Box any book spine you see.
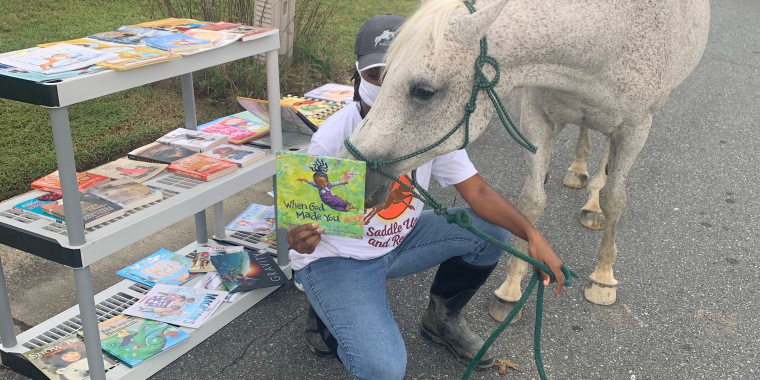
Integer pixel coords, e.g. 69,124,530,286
128,154,164,165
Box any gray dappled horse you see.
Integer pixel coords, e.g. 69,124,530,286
339,0,710,320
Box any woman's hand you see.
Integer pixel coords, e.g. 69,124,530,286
526,229,565,297
286,223,323,254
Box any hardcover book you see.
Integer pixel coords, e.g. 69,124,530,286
210,251,288,293
86,178,163,210
199,112,270,144
156,127,229,152
276,151,366,239
0,43,118,75
132,18,209,31
226,203,276,233
128,142,196,164
167,153,238,181
237,96,318,134
123,284,227,329
87,158,167,182
22,333,117,380
88,25,173,45
142,33,213,53
13,197,65,223
0,62,106,82
116,248,194,287
189,245,245,273
304,82,355,104
260,230,277,245
193,272,242,302
197,21,277,41
180,29,242,53
31,170,110,192
41,192,125,229
198,143,265,167
38,38,128,50
280,96,344,120
89,315,190,368
95,45,181,70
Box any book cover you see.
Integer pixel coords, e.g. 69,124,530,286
180,29,242,53
196,21,242,31
38,38,128,50
197,22,276,41
193,272,242,302
88,25,173,45
0,62,107,82
0,43,118,75
210,251,288,293
276,151,366,239
94,45,181,70
123,284,227,329
199,112,270,144
91,315,189,368
198,123,264,145
86,178,163,210
167,153,238,181
127,142,196,164
156,127,229,152
280,96,344,120
260,230,277,245
143,33,213,53
22,333,117,380
87,158,167,182
13,197,65,223
132,18,209,31
189,245,245,273
226,203,276,233
41,192,125,229
116,248,194,287
304,83,355,104
31,170,110,192
197,143,266,167
237,96,318,135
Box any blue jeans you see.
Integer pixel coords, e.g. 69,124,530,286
294,207,509,380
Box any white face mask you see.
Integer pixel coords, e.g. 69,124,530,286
356,61,383,107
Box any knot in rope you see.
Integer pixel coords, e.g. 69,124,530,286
446,208,473,228
474,55,500,91
464,102,477,114
368,160,383,172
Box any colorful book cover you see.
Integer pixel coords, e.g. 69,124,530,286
31,170,110,192
87,158,167,182
86,178,163,210
41,192,125,229
304,83,355,104
197,22,277,41
13,197,65,223
167,153,238,181
193,272,242,302
123,284,227,329
199,112,270,144
91,315,189,368
0,43,118,75
22,333,117,380
276,151,365,239
116,248,194,287
132,18,209,31
210,251,288,293
260,230,277,245
95,45,181,70
280,96,343,119
198,123,264,145
180,29,242,53
237,96,318,135
198,143,265,167
88,25,173,45
189,245,245,273
156,127,229,152
0,62,106,82
127,142,196,164
38,38,128,50
226,203,276,233
143,33,213,53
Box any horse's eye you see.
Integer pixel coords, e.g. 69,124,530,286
410,86,435,101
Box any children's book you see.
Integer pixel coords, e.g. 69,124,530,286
0,62,107,82
143,33,213,53
86,178,163,210
210,251,288,293
87,158,167,182
22,333,118,380
156,127,229,152
41,192,125,229
260,230,277,245
31,170,110,192
189,245,245,273
123,284,227,329
179,29,242,53
237,96,318,134
87,315,189,368
94,45,181,70
116,248,194,287
167,153,238,181
199,111,270,144
0,43,118,75
276,151,366,239
38,38,128,50
195,143,265,167
127,142,196,164
197,21,277,41
280,96,344,120
88,25,174,45
13,197,65,223
193,272,242,302
304,83,355,104
226,203,276,233
132,18,209,31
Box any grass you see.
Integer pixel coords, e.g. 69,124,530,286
0,0,420,201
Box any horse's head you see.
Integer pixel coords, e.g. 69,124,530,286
339,0,510,207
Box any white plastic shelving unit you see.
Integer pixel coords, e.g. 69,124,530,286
0,31,294,380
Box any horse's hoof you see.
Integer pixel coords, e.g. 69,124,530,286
563,170,588,189
489,295,522,323
579,209,605,230
584,279,617,305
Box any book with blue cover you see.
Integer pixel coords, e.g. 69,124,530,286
143,33,213,53
123,284,227,328
225,203,275,233
116,248,193,287
88,25,173,45
13,197,65,223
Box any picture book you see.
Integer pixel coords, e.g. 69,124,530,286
199,111,270,144
210,251,288,293
13,197,64,223
94,45,182,70
180,29,242,53
0,62,107,82
260,230,277,245
304,83,355,104
143,33,213,53
0,43,119,75
22,333,117,380
132,18,209,31
86,178,163,210
189,245,245,273
31,170,110,192
123,284,227,329
116,248,194,287
197,22,277,41
127,142,196,164
198,144,265,167
193,272,242,302
87,158,167,182
237,96,318,134
167,153,238,181
89,315,189,368
280,96,344,120
156,127,229,152
276,151,366,239
41,192,125,229
88,25,173,45
38,38,128,50
226,203,276,233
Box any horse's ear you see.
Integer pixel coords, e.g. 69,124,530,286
449,0,509,43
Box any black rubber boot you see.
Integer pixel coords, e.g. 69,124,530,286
420,256,498,370
305,299,337,358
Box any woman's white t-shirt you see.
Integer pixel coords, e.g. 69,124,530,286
289,103,477,271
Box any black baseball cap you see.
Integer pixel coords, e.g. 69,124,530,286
354,14,406,71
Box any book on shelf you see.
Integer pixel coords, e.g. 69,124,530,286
0,62,107,82
0,43,118,75
167,153,238,181
260,229,277,245
38,37,129,50
13,197,65,223
127,142,196,164
237,96,318,134
22,333,118,380
156,127,229,152
123,284,227,329
179,29,242,53
142,33,213,53
210,250,288,293
226,203,276,233
132,18,209,31
41,192,125,229
197,21,278,41
304,82,355,104
31,170,110,192
276,151,366,239
280,96,344,121
88,25,173,45
116,248,194,287
193,272,242,302
85,314,190,368
94,45,182,70
199,111,270,144
198,143,265,167
86,178,163,210
87,158,167,182
189,245,245,273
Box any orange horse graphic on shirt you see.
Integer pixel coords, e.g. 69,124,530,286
364,175,416,224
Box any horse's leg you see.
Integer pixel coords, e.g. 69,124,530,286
490,96,563,322
579,139,610,230
563,126,591,189
585,118,651,305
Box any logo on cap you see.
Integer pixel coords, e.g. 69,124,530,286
374,30,397,47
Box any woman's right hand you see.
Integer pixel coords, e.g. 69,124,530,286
286,223,323,254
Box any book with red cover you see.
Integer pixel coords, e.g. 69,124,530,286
167,153,238,181
197,21,277,41
31,170,109,192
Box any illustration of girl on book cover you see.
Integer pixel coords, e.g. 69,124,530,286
298,158,360,212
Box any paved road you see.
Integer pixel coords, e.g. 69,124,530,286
2,1,758,379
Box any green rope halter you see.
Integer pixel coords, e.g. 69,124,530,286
344,2,578,379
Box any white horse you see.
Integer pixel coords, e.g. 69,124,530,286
339,0,710,320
